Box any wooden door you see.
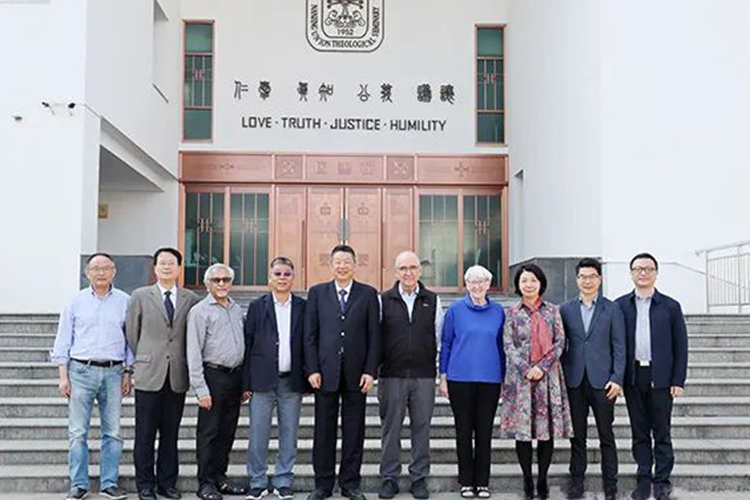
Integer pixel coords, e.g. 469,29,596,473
345,187,382,290
274,186,306,290
306,187,345,287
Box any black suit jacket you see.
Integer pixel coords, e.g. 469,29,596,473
616,289,689,389
304,280,380,392
243,293,308,393
560,296,626,389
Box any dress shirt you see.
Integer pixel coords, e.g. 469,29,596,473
335,281,353,303
579,294,598,333
51,287,134,366
157,283,177,308
186,295,245,398
274,293,293,373
635,290,654,362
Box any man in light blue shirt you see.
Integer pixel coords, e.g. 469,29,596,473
51,252,133,500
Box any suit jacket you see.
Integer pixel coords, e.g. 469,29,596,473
560,295,626,389
616,289,689,389
303,280,380,392
126,284,201,393
243,293,308,393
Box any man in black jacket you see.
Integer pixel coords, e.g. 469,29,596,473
616,253,688,500
304,245,380,500
243,257,307,500
377,251,443,500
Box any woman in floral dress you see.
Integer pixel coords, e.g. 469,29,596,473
498,264,573,500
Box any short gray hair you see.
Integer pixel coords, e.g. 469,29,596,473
464,265,493,283
204,263,235,284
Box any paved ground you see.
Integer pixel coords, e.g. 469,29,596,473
0,490,745,500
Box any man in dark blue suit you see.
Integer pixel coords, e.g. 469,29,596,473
304,245,380,500
560,258,625,500
616,253,688,500
243,257,307,500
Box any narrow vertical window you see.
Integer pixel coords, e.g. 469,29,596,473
477,27,504,144
184,22,213,140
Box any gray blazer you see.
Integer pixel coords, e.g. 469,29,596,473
126,284,201,393
560,295,626,390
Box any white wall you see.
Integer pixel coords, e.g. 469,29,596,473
180,0,507,154
599,0,750,311
506,0,603,262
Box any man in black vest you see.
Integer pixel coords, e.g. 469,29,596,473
304,245,380,500
378,251,443,500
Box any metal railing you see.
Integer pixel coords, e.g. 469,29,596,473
696,240,750,313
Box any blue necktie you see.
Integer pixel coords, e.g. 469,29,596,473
338,289,347,312
164,290,175,326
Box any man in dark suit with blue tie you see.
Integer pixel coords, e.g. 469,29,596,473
304,245,380,500
616,253,688,500
561,258,625,500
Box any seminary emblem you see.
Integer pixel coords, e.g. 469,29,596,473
306,0,385,53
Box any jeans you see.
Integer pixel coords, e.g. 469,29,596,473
247,377,303,489
68,360,124,490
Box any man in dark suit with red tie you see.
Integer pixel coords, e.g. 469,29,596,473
304,245,380,500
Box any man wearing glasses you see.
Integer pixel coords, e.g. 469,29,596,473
243,257,307,500
377,251,443,500
51,253,133,500
616,253,688,500
187,263,247,500
560,258,625,500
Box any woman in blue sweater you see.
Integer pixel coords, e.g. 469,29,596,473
439,265,506,499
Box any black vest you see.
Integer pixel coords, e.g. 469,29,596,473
379,282,438,378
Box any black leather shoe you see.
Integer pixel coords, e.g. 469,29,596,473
654,483,672,500
138,489,157,500
630,481,651,500
157,486,182,499
378,480,399,499
522,478,534,500
341,489,366,500
219,480,249,496
198,484,223,500
305,490,331,500
409,479,429,500
565,478,584,499
537,479,549,500
604,486,618,500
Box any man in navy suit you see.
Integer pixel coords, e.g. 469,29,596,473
243,257,307,500
304,245,380,500
560,258,625,500
616,253,688,500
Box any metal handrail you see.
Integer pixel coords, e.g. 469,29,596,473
695,240,750,313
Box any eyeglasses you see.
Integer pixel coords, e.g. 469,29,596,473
576,274,600,282
88,266,114,273
209,277,232,284
396,265,420,273
466,279,489,286
272,271,293,278
631,267,656,275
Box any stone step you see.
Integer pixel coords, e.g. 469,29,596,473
0,321,58,334
1,415,748,440
0,348,50,362
1,437,748,466
0,334,56,348
687,334,750,347
1,395,749,419
0,463,747,494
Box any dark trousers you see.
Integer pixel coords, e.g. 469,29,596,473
447,381,502,487
197,367,243,488
134,378,186,492
312,367,367,493
624,364,674,490
568,373,618,489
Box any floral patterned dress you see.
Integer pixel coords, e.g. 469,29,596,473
498,300,573,441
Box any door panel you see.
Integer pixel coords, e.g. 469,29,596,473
184,190,225,287
274,186,306,289
346,187,382,290
228,191,269,286
307,187,344,287
382,188,414,288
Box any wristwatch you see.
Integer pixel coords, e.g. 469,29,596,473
124,367,134,375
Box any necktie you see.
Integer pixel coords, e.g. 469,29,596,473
338,289,347,312
164,290,175,326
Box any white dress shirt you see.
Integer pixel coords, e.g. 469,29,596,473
274,293,293,373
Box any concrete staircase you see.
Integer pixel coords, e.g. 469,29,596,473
1,313,749,494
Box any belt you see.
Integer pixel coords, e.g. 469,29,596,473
636,360,650,367
72,358,123,368
203,362,242,373
278,371,291,378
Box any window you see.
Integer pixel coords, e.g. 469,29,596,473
183,22,213,140
476,27,504,144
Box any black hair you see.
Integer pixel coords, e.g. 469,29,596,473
153,247,183,266
629,252,658,271
576,257,602,276
86,252,115,265
331,244,356,261
270,256,295,270
513,263,548,297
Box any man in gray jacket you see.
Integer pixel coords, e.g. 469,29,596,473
126,248,201,500
560,258,625,500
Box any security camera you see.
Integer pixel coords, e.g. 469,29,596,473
41,101,50,108
68,102,76,109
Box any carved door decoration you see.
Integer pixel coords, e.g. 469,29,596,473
274,187,306,289
345,188,382,289
307,187,345,287
382,188,414,287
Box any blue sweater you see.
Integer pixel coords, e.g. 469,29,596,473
439,296,506,383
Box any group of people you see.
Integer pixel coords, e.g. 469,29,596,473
52,245,688,500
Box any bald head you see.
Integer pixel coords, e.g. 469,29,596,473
394,251,422,293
